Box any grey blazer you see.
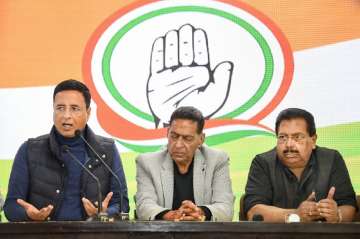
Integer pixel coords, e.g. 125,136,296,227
135,145,234,221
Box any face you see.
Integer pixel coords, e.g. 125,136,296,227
167,119,205,167
53,90,90,138
276,118,317,170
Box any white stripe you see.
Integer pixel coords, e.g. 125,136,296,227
261,38,360,128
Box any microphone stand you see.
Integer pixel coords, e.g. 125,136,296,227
76,130,129,220
63,146,105,221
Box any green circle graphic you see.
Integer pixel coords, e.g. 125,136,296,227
102,5,274,122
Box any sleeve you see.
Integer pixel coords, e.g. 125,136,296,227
154,209,171,220
135,155,170,220
202,152,234,221
329,151,357,209
3,142,30,221
244,155,273,214
199,206,212,221
106,144,129,216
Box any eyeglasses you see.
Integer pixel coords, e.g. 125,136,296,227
277,134,307,144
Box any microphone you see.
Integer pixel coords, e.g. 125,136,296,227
252,214,264,221
75,130,129,220
62,145,104,220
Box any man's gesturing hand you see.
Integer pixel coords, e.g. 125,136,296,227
147,24,233,127
82,192,113,217
296,191,321,222
317,187,339,222
17,199,53,221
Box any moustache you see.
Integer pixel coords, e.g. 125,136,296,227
283,149,299,154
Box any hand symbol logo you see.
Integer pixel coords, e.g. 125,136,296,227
147,24,233,127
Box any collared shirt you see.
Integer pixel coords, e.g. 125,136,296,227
276,154,316,208
244,147,357,214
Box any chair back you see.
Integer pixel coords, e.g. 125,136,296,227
239,194,247,221
353,195,360,221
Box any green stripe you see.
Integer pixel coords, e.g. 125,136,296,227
116,129,273,152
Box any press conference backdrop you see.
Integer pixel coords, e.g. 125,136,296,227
1,0,359,221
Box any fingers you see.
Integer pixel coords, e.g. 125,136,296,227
306,191,316,201
327,186,336,199
103,192,113,205
39,205,54,218
317,195,338,222
150,37,164,74
152,24,209,74
165,30,179,68
163,210,183,221
179,24,194,66
82,197,97,217
317,206,337,222
193,28,209,65
179,200,204,221
101,192,113,211
17,199,32,210
181,200,196,208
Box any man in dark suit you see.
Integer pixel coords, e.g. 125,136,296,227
244,108,357,222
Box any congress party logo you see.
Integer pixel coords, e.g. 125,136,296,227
83,0,294,152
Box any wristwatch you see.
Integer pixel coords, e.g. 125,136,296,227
285,213,300,223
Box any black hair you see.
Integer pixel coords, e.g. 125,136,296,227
275,108,316,136
169,106,205,134
53,79,91,109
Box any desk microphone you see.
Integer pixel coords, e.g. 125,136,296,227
252,214,264,221
62,145,104,220
75,130,129,220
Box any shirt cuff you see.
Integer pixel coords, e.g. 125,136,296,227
155,209,171,220
199,206,212,221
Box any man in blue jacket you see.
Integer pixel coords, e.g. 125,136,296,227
4,79,129,221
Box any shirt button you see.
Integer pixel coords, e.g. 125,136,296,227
56,189,60,194
47,217,51,221
102,154,106,159
61,164,65,168
88,165,92,169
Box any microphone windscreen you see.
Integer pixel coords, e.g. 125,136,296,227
252,214,264,221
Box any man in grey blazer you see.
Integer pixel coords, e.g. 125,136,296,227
136,106,234,221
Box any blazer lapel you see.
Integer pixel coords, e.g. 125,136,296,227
193,148,206,205
161,153,174,209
